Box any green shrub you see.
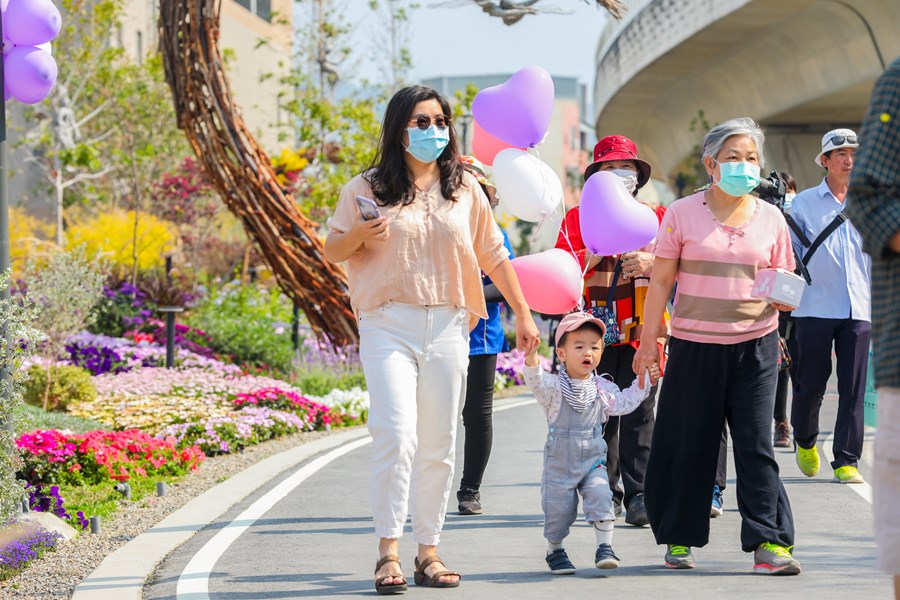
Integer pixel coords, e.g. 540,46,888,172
293,369,367,397
23,366,97,412
185,283,295,373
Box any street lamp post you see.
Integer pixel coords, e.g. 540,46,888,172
158,306,184,369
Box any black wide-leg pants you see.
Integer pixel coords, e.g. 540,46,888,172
645,332,795,552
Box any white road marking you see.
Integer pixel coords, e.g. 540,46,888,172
176,436,373,599
175,395,536,599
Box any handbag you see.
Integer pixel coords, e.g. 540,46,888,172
589,260,624,346
777,335,792,371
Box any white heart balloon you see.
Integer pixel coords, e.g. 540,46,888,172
492,148,562,223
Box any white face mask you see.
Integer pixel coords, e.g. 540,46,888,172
783,192,796,211
610,168,639,194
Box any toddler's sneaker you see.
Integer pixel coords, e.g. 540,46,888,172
710,485,724,518
594,543,620,569
545,548,576,575
664,545,695,569
753,542,801,575
833,465,865,484
796,444,820,477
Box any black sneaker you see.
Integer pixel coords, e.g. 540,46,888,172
546,548,576,575
613,499,623,518
594,543,620,569
457,487,482,515
624,493,649,527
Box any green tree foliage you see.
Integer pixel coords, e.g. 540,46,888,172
25,248,105,410
20,0,190,257
672,109,712,197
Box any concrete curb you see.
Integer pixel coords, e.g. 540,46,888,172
71,428,371,600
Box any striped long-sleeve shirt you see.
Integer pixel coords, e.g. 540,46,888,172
654,192,795,345
846,57,900,388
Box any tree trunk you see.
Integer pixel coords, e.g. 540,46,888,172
158,0,358,347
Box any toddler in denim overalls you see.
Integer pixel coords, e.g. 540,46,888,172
524,312,655,574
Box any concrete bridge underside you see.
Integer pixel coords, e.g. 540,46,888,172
593,0,900,191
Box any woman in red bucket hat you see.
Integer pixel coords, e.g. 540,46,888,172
554,135,667,528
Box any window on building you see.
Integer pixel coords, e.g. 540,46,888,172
136,31,143,64
233,0,272,22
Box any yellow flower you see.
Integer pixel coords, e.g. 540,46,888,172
66,210,178,272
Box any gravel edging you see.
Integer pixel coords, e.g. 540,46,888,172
0,428,350,600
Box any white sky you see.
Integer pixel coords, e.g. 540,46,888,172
309,0,612,95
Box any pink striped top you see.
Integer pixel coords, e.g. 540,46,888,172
654,192,795,345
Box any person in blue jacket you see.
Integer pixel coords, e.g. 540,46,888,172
457,155,514,515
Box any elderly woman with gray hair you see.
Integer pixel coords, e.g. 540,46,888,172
632,118,801,575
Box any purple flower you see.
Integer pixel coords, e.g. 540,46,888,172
0,521,64,578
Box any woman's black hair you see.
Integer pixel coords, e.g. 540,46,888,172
778,171,797,194
364,85,466,206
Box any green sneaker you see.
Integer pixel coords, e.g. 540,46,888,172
753,542,801,575
833,465,865,484
795,444,819,477
664,545,695,569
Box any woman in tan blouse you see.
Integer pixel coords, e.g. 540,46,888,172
325,85,540,594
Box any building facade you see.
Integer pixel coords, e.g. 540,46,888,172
592,0,900,194
119,0,293,151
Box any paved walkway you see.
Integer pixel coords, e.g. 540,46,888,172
137,390,886,600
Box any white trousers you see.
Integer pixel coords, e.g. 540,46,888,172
359,302,469,545
875,387,900,574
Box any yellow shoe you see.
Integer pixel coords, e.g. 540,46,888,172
795,445,819,477
833,465,865,484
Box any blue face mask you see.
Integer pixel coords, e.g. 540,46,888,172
406,125,450,163
714,160,761,197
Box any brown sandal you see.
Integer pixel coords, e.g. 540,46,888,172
413,555,461,588
375,554,408,595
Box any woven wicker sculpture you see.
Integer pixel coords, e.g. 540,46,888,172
158,0,358,347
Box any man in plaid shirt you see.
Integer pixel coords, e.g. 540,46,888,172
846,56,900,599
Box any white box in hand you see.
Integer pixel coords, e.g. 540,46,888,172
751,268,806,308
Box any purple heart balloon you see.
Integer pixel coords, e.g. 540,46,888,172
5,46,57,104
579,171,659,256
472,66,554,148
6,0,62,46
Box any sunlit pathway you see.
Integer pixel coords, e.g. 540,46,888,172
145,388,887,599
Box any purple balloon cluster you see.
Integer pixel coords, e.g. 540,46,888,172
2,0,61,104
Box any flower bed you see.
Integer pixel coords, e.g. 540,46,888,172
0,521,63,580
17,429,205,485
68,393,236,432
157,407,311,455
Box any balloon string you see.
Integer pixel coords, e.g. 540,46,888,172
554,201,589,312
529,212,557,247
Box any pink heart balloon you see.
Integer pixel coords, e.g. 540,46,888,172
5,46,57,104
579,171,659,256
511,248,583,315
6,0,62,46
472,120,523,167
472,66,554,149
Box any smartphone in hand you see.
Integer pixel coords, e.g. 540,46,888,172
356,195,381,221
